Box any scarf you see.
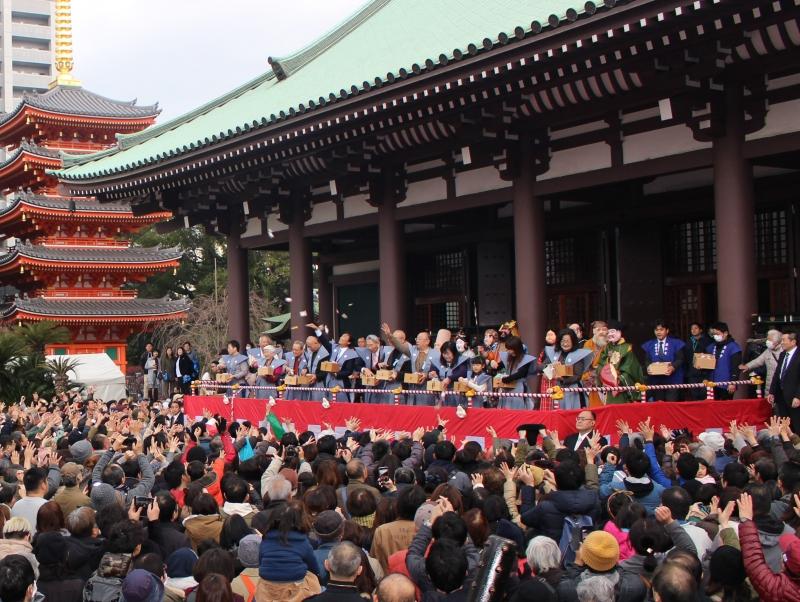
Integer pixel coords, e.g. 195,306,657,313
622,475,654,498
352,512,375,528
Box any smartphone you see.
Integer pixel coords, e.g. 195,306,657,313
134,496,154,509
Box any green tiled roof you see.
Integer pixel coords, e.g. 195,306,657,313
56,0,608,182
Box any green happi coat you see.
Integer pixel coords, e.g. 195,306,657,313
596,339,645,404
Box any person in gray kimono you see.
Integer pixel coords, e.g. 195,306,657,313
539,328,593,410
497,336,537,410
303,335,330,401
311,325,364,402
223,340,250,397
381,323,436,406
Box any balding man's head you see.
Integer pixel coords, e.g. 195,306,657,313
346,459,367,481
653,562,697,602
375,573,416,602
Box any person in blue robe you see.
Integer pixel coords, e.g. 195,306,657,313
222,340,249,397
429,341,470,407
303,335,330,401
497,336,536,410
704,321,742,400
460,355,493,407
283,340,308,401
381,323,436,406
313,326,364,402
254,345,287,391
641,321,686,401
540,329,593,410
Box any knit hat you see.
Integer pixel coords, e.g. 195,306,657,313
313,510,344,541
91,482,121,509
279,468,298,491
166,548,198,578
579,531,620,572
698,431,725,453
121,569,165,602
61,462,83,481
69,439,94,464
414,502,436,530
781,534,800,576
237,534,261,568
33,531,68,565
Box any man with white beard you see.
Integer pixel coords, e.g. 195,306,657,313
581,320,609,408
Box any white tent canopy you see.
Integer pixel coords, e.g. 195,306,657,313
45,353,127,401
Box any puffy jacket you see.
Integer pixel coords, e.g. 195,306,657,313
259,529,319,583
740,519,800,602
603,521,635,561
521,488,601,541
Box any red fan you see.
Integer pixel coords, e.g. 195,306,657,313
599,364,618,387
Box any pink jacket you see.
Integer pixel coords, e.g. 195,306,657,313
604,521,635,561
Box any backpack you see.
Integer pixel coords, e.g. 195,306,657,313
559,514,594,566
83,573,124,602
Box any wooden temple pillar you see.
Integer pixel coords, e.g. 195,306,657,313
512,139,547,349
317,262,334,331
226,227,251,345
284,196,314,335
712,84,757,346
376,168,406,329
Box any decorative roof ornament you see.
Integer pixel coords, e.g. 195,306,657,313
51,0,82,89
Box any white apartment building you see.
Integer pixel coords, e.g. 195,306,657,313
0,0,53,114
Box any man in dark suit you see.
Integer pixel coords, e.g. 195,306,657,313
563,410,609,451
167,399,185,428
769,330,800,432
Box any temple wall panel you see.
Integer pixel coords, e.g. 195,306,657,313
455,166,508,196
623,125,709,163
265,212,288,233
243,217,262,237
402,178,447,207
307,200,337,225
541,142,612,180
343,193,377,218
746,99,800,141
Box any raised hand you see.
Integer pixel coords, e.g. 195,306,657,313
412,427,425,443
486,426,498,439
659,424,672,440
738,492,754,521
437,415,449,429
616,419,631,436
655,505,674,525
637,418,655,441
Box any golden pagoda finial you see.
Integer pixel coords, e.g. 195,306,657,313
50,0,81,88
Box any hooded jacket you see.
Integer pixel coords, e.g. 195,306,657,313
64,534,105,580
183,514,224,550
753,514,794,573
603,521,635,561
520,488,601,541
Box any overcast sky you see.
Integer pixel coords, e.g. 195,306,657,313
72,0,366,122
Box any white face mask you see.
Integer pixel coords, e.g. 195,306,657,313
766,340,775,350
713,334,724,343
456,339,466,353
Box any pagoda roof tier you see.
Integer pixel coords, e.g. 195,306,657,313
0,192,172,232
0,85,160,145
2,296,188,324
0,243,182,273
0,140,63,190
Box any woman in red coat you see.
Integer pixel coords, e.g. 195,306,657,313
739,492,800,602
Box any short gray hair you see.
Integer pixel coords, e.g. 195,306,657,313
525,536,561,573
328,541,362,578
576,576,615,602
264,475,292,502
366,334,381,345
694,445,715,466
767,329,783,342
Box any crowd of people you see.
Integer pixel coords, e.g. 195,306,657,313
141,320,798,413
3,392,800,601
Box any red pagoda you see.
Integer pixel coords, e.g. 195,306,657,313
0,0,187,369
